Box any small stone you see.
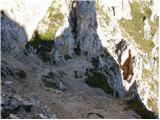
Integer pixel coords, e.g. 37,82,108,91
57,81,65,91
39,113,48,119
4,81,13,85
9,114,20,119
14,94,23,102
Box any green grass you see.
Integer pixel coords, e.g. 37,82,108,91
118,1,155,53
85,71,113,95
26,31,54,62
142,67,153,79
40,5,64,40
125,99,157,119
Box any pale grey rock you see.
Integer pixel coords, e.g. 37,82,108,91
3,81,13,85
144,19,151,40
0,0,52,53
57,81,65,91
52,1,103,61
75,1,103,55
9,114,20,119
1,11,28,53
39,113,48,119
0,0,52,40
97,0,132,20
1,0,158,117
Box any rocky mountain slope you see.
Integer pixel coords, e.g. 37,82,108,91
1,0,159,119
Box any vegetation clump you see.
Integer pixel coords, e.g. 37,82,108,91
25,3,65,63
104,48,112,59
91,56,99,69
42,79,57,89
85,71,113,95
16,70,27,79
41,72,58,89
125,99,158,119
26,31,54,62
64,54,72,60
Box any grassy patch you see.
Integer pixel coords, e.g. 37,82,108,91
40,5,64,40
41,72,58,89
26,31,54,62
85,71,113,94
42,79,57,89
118,1,155,53
125,99,157,119
142,66,153,79
43,72,57,79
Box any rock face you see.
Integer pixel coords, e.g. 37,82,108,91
0,0,52,53
1,11,28,52
0,0,52,40
1,0,159,118
98,0,132,20
96,0,159,115
50,1,103,62
71,1,102,55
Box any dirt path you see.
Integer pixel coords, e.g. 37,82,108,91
3,54,140,118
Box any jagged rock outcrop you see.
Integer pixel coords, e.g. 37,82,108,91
71,1,103,56
49,1,103,62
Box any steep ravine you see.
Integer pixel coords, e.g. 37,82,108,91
1,0,159,119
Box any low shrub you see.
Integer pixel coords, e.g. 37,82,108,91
125,99,158,119
85,71,113,95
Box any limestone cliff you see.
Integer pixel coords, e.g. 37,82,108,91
1,0,159,118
